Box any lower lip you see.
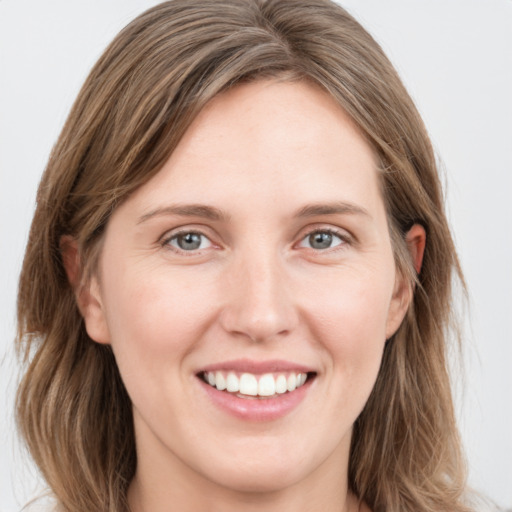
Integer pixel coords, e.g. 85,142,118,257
197,376,314,422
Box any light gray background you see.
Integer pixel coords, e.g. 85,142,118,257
1,1,511,510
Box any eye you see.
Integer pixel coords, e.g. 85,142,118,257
166,231,212,252
298,229,345,250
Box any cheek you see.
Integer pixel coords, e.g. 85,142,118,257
307,263,393,338
101,262,220,369
303,266,393,390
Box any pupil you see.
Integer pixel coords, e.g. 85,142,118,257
178,233,201,250
310,232,332,249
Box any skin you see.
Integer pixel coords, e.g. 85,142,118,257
70,80,425,512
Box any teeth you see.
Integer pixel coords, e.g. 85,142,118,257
287,373,297,392
203,370,311,397
240,373,258,396
258,374,275,396
215,372,226,391
275,375,288,394
226,372,239,392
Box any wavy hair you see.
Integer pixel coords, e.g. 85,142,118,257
16,1,469,511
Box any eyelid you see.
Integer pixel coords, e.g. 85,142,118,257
295,225,353,251
157,223,353,255
159,226,219,255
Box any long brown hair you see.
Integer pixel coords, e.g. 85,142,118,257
16,1,469,511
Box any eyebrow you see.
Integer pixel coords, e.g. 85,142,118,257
137,204,229,224
295,201,371,219
137,200,371,225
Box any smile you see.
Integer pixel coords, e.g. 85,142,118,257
196,360,317,421
201,371,309,398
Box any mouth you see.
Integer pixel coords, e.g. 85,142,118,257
198,370,316,399
195,359,317,420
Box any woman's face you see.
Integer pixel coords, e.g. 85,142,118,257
82,80,411,495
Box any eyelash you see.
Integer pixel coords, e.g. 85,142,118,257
160,229,214,255
298,227,351,252
160,227,352,255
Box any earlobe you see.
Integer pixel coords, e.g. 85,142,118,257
80,277,111,345
385,224,426,339
385,272,411,340
60,236,111,345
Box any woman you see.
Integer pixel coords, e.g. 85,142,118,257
15,1,478,511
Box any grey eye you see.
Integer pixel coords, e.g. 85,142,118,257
169,232,211,251
300,231,343,250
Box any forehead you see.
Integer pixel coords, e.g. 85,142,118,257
176,79,377,175
117,79,384,223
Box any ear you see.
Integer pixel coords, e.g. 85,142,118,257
385,224,426,339
406,224,426,275
60,236,111,345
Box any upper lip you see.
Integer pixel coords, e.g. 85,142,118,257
198,358,316,375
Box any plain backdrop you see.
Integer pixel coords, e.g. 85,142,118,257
1,1,511,510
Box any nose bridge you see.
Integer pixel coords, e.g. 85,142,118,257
220,244,297,342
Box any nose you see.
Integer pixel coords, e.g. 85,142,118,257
219,251,298,343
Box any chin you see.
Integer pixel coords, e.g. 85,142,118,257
193,440,321,495
211,465,304,495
